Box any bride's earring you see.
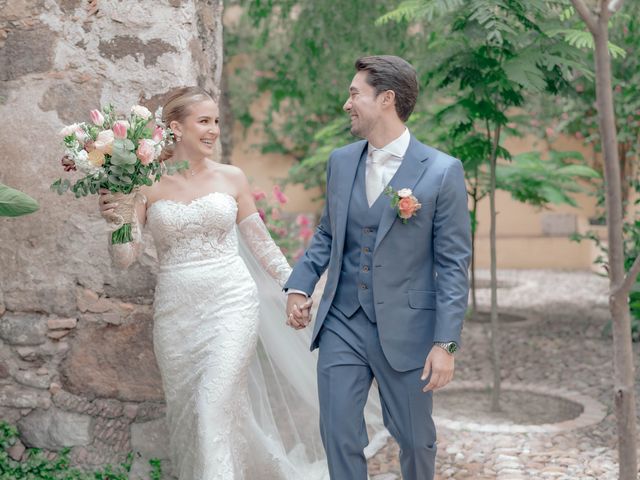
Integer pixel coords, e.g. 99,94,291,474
175,135,181,143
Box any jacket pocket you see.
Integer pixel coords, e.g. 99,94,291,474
408,290,436,310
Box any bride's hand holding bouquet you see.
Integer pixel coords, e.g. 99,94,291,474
51,104,184,244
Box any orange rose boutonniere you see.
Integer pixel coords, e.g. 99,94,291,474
385,187,422,224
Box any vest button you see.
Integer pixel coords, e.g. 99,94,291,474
363,247,370,253
363,228,372,234
362,265,369,272
360,284,368,290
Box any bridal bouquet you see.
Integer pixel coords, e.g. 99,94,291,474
51,104,182,243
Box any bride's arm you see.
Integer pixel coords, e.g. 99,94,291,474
232,168,292,288
99,189,147,269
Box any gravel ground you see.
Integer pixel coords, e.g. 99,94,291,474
368,269,640,480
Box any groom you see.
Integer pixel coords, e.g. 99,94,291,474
285,55,471,480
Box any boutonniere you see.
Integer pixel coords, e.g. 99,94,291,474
384,187,422,224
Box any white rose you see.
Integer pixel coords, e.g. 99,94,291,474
59,123,80,137
397,188,413,198
94,129,115,154
131,105,152,120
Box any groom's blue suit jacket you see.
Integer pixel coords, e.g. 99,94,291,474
285,135,471,372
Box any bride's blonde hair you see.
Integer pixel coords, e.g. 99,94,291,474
158,86,215,162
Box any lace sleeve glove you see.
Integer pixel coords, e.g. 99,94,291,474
106,191,145,270
238,212,292,288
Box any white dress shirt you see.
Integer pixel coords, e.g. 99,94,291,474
366,128,411,206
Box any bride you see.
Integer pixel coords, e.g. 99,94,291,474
98,87,386,479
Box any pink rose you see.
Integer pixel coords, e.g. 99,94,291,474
273,185,288,204
90,109,105,126
258,208,266,221
152,126,164,143
136,139,155,165
113,121,128,139
299,226,314,242
296,214,310,227
252,190,267,202
398,195,421,220
545,127,554,137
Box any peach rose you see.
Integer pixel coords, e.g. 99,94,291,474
397,195,421,220
88,149,105,167
136,139,155,165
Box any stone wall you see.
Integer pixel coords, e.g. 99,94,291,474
0,0,222,475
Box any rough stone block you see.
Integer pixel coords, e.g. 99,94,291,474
0,313,48,346
8,440,26,461
18,407,91,450
60,313,163,402
47,330,71,340
131,418,170,459
0,26,55,81
13,369,51,390
0,385,50,409
98,36,177,67
47,317,77,330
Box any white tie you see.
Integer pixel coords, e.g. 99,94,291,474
366,149,389,207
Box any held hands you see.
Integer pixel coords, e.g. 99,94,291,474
421,345,455,393
286,293,313,330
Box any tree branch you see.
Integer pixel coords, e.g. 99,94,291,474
571,0,598,34
613,255,640,298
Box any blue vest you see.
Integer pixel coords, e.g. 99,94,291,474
331,149,388,323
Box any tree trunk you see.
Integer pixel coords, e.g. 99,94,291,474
471,177,479,316
592,6,638,479
489,125,502,412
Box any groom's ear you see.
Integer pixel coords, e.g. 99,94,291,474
380,89,396,109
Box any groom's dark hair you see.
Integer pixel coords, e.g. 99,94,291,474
355,55,418,122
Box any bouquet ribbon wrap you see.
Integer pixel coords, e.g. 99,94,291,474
107,188,144,244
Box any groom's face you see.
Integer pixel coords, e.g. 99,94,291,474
343,71,383,139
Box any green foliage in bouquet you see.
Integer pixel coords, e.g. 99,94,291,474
0,183,39,217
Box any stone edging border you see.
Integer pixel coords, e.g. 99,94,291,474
433,381,607,434
466,309,541,329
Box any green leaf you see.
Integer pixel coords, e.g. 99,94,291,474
0,183,39,217
555,164,600,178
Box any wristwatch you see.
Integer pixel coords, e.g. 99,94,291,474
434,341,458,355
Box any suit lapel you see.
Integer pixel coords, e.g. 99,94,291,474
374,136,431,251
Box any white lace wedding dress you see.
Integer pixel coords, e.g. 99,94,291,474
108,191,388,480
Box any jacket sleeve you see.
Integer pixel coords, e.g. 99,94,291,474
432,159,471,346
283,155,335,295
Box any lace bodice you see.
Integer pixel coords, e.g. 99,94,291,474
146,192,239,266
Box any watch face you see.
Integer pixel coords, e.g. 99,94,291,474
448,343,458,354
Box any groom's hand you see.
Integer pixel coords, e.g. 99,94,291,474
421,346,455,392
286,293,313,329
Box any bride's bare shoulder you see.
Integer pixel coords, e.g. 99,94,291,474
211,162,249,185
